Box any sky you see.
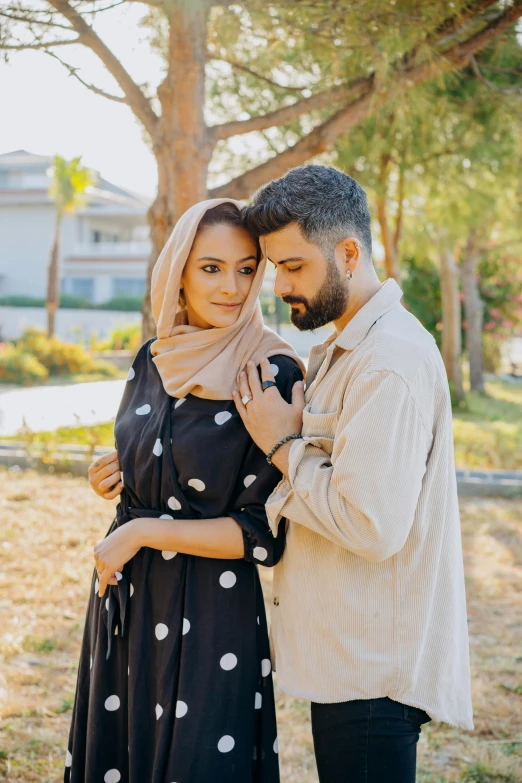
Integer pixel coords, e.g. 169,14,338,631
0,4,163,198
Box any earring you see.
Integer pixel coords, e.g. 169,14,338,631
346,270,352,280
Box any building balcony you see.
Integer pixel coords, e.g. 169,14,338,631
70,241,151,260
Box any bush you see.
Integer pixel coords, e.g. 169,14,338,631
401,256,442,346
0,344,48,385
13,328,117,380
0,295,46,307
96,296,143,312
94,321,141,353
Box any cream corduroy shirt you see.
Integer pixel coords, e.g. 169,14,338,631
266,279,473,730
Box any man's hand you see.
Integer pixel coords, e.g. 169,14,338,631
88,450,122,500
233,358,305,457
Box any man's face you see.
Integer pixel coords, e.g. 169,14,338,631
264,223,349,331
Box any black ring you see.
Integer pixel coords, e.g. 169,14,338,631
262,380,277,392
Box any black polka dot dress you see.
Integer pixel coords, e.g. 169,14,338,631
64,339,303,783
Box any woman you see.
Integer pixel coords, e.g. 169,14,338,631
64,198,305,783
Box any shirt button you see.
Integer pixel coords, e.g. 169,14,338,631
273,597,279,606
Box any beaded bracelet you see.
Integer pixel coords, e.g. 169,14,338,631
266,433,302,465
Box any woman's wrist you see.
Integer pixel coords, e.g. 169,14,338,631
128,518,148,548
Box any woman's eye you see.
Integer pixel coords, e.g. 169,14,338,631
239,267,255,275
287,266,302,273
202,264,220,273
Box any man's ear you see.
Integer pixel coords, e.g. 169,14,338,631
336,237,361,277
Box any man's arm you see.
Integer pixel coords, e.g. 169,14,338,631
266,370,432,562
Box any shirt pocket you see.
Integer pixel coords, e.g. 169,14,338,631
302,408,338,456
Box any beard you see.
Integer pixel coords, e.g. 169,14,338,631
283,259,349,331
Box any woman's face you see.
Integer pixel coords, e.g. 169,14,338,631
181,222,259,329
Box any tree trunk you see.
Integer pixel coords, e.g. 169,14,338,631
46,210,62,338
376,152,401,283
461,228,485,393
141,0,213,342
439,248,465,402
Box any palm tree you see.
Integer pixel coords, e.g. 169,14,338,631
46,156,95,337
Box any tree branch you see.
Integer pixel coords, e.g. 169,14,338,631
1,37,80,50
211,56,307,93
210,1,522,200
46,0,159,135
470,54,522,95
44,49,127,102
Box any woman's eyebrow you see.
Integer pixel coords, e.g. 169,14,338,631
197,256,257,263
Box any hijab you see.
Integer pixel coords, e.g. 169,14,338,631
150,198,305,400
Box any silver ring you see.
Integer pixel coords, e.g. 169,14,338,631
242,394,253,406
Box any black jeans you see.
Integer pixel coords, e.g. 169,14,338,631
311,697,431,783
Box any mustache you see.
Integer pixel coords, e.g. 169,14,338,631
282,295,309,306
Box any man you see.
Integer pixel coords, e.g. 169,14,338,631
233,164,473,783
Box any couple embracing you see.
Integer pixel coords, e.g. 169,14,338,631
64,165,472,783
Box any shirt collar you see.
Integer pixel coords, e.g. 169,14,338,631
329,279,404,352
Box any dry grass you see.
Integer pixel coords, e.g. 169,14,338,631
0,471,521,782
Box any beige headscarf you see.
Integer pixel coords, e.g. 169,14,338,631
150,198,305,400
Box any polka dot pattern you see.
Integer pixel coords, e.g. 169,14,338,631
159,513,174,520
244,474,256,488
270,363,280,376
261,658,272,677
255,692,262,709
174,398,186,408
273,737,279,754
219,571,236,589
153,438,163,456
214,411,232,425
188,478,205,492
175,700,188,718
253,546,268,562
218,735,235,753
129,583,134,597
104,771,121,783
155,623,169,641
126,366,135,381
155,703,163,720
104,695,120,711
161,550,177,560
220,653,238,671
135,404,151,415
168,496,181,511
65,750,72,767
182,618,191,635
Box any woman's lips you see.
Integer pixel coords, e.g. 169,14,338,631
212,302,242,309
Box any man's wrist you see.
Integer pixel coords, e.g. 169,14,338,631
269,439,298,477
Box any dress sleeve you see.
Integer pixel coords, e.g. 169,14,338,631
228,356,304,567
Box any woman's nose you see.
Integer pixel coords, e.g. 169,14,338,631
220,274,239,296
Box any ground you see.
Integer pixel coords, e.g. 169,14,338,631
0,471,521,782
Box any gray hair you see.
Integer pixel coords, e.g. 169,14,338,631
242,164,372,262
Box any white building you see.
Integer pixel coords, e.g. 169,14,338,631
0,150,151,304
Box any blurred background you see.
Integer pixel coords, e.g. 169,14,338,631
0,1,521,781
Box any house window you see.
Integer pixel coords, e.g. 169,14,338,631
68,278,95,301
112,278,146,298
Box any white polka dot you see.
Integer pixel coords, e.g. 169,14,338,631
126,366,135,381
188,478,205,492
65,750,72,767
120,470,124,485
136,404,151,415
104,695,120,711
273,737,279,754
115,571,122,581
215,411,232,425
90,654,93,670
127,666,130,676
105,597,110,612
104,771,121,783
255,692,262,709
159,513,173,519
218,735,235,753
261,658,271,677
155,703,163,720
162,550,177,560
244,474,256,488
114,625,118,636
257,616,260,625
220,653,238,671
182,618,191,635
270,363,279,376
129,583,134,597
94,578,99,594
153,438,163,456
175,700,188,718
219,571,237,589
168,496,181,511
155,623,169,640
174,398,186,408
253,546,268,562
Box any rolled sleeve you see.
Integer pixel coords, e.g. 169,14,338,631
266,371,432,562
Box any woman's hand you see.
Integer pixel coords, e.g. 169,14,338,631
94,520,142,597
88,450,123,500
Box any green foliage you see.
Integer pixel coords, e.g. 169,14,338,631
94,321,142,352
49,155,95,216
401,256,442,346
460,763,516,783
0,329,118,384
0,296,143,311
0,344,48,385
98,296,143,312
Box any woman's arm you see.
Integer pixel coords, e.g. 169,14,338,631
94,516,243,596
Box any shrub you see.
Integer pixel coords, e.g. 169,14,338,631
96,296,143,311
95,321,142,352
0,344,48,385
14,328,117,379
